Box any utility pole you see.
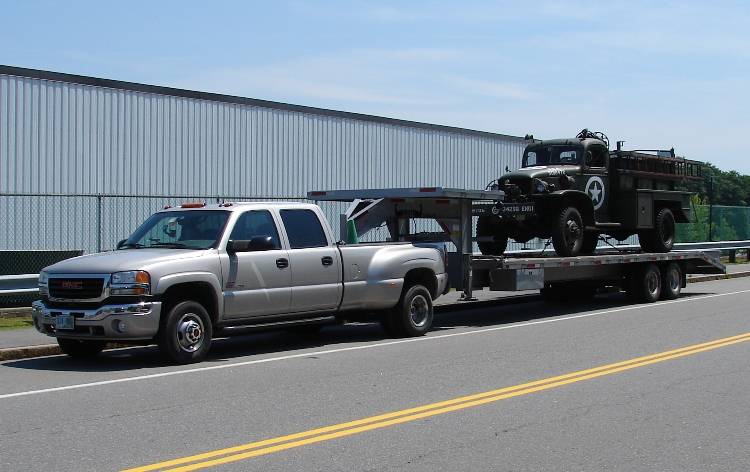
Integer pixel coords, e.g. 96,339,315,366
708,175,715,242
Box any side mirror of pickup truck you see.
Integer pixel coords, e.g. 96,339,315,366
227,236,276,253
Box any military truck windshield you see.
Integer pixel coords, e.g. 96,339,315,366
122,210,230,250
523,146,581,167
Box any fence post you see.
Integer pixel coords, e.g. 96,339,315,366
96,195,103,253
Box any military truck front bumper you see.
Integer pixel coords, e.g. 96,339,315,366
31,300,161,341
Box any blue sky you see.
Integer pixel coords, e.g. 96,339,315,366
3,1,749,173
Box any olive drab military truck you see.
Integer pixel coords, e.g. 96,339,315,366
476,130,702,257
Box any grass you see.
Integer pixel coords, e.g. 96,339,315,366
0,316,34,331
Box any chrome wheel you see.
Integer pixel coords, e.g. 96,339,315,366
646,271,660,297
409,294,429,327
176,313,205,353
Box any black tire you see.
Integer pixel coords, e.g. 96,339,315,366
661,262,682,300
626,263,662,303
476,215,508,256
57,338,106,358
157,300,213,364
639,208,675,253
580,232,599,255
551,206,585,257
384,285,434,337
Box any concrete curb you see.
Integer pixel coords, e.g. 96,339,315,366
1,270,748,362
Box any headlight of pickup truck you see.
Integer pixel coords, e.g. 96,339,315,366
110,271,151,295
38,271,49,296
533,178,549,194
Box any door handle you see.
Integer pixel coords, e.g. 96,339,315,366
321,256,333,266
276,258,289,269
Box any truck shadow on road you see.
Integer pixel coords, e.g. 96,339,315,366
3,291,714,373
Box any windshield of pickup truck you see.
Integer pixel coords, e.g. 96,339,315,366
121,210,230,249
523,145,581,167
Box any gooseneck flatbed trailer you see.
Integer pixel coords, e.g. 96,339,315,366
309,187,725,304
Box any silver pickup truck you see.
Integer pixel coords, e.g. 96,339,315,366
32,202,448,363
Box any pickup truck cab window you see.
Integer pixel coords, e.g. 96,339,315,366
123,210,229,249
280,209,329,248
229,210,281,250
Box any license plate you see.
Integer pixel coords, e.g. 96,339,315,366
55,314,74,330
499,203,535,214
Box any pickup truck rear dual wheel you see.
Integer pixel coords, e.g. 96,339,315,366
476,216,508,256
627,263,662,303
551,206,584,257
157,300,213,364
639,208,675,253
382,285,433,337
57,339,106,358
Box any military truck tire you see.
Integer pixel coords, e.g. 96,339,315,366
384,284,433,337
639,208,675,253
580,232,599,255
476,216,508,255
627,263,662,303
157,300,213,364
57,339,106,358
661,262,682,300
551,206,585,257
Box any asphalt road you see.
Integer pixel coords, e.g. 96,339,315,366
2,277,750,471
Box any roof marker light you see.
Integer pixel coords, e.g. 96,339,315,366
180,202,206,208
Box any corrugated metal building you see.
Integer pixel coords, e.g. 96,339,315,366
0,65,527,253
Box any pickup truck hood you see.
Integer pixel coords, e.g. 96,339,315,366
44,249,209,274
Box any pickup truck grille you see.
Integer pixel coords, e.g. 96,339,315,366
48,278,105,300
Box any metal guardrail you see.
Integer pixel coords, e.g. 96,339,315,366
1,241,748,299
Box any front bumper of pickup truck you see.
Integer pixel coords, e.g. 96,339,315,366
31,300,161,341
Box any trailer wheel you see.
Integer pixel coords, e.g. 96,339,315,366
661,262,682,300
383,285,433,337
476,216,508,255
551,206,584,257
627,263,662,303
639,208,675,253
157,300,213,364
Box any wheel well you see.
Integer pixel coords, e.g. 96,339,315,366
161,282,219,325
403,268,438,299
654,200,688,223
548,192,595,225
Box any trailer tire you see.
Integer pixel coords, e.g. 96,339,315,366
57,339,106,358
551,206,584,257
639,208,675,253
661,262,682,300
384,285,433,337
476,216,508,256
157,300,213,364
627,263,662,303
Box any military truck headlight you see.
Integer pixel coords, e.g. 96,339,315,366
110,271,151,295
533,178,549,194
38,271,49,296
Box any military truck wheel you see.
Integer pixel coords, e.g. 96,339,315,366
57,339,106,358
157,300,213,364
661,262,682,300
580,232,599,255
551,206,584,257
639,208,675,253
384,284,433,337
476,216,508,255
626,263,662,303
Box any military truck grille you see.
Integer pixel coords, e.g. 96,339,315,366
48,278,105,299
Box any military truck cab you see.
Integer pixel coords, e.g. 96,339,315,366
477,130,701,257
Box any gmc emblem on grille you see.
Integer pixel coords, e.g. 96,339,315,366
61,281,84,290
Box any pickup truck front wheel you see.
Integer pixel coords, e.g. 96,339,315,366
157,301,213,364
382,285,434,337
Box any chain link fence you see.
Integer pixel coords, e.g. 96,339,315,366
676,205,750,243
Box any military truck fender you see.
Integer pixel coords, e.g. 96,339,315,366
542,190,596,226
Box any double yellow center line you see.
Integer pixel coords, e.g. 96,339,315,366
125,331,750,471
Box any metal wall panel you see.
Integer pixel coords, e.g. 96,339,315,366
1,71,528,252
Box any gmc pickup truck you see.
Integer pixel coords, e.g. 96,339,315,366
32,202,448,363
